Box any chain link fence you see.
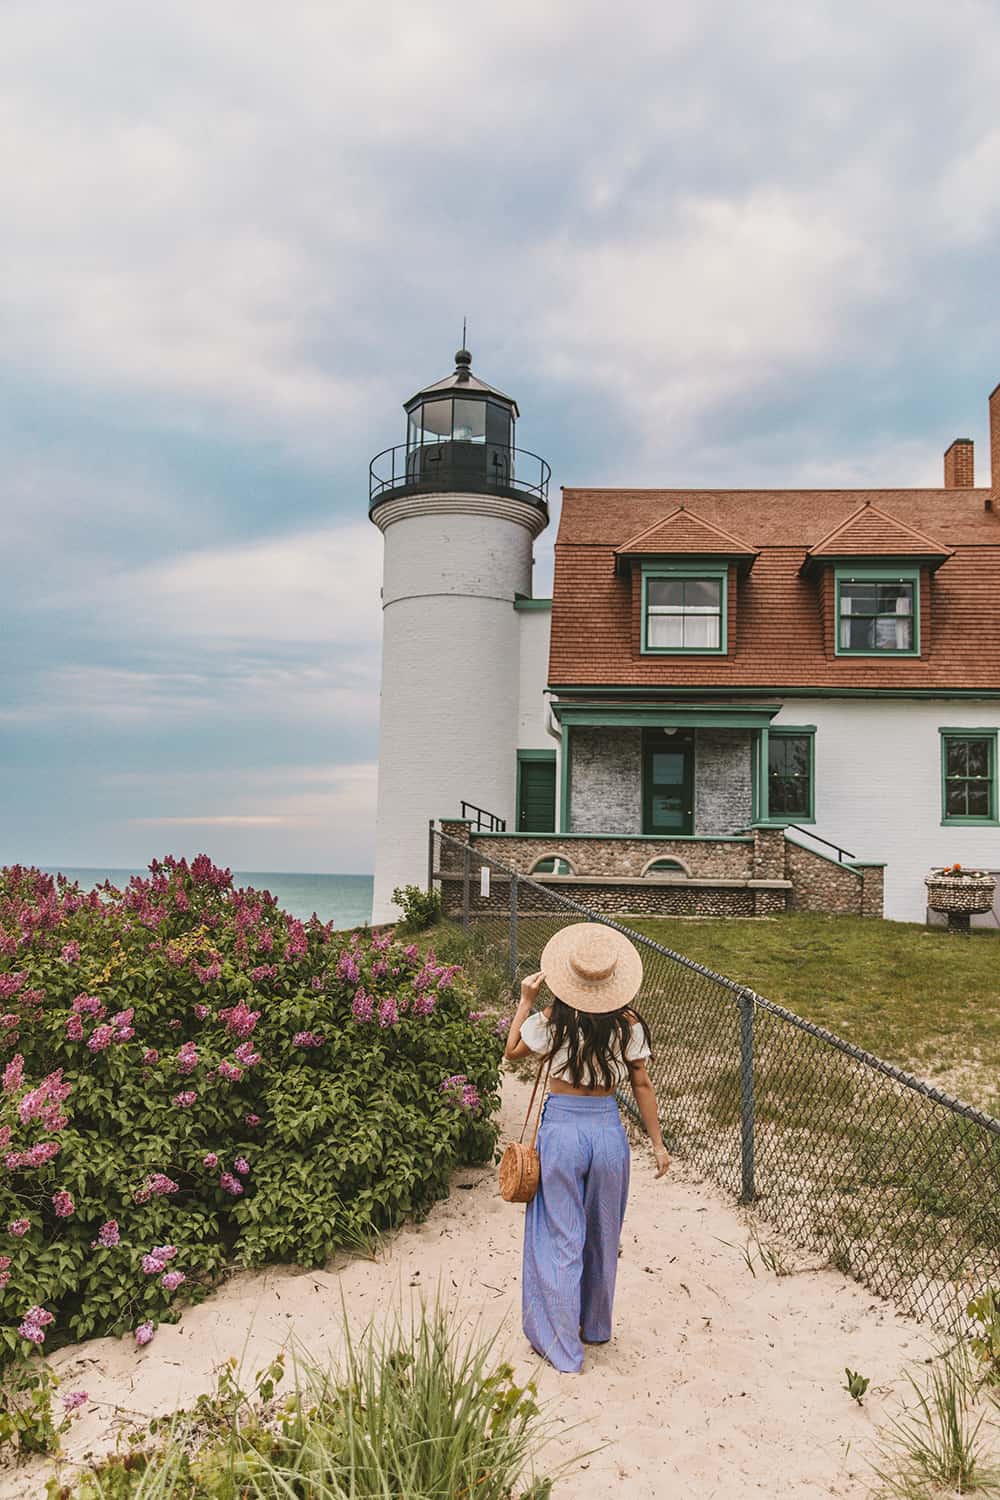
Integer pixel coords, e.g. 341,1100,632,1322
430,824,1000,1329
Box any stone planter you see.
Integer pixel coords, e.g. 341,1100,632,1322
925,872,996,933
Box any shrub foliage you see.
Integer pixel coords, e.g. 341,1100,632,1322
0,859,504,1367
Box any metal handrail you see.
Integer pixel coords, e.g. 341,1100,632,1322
369,442,550,508
459,801,506,833
786,824,856,863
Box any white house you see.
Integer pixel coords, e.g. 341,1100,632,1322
370,351,1000,927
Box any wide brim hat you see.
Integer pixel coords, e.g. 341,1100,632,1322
539,921,643,1014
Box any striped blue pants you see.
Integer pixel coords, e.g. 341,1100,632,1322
522,1093,631,1373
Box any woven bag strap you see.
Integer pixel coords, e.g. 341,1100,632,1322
519,1056,552,1147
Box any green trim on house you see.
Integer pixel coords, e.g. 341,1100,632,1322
938,728,999,826
759,726,816,825
559,725,572,834
640,562,729,655
641,727,694,835
551,703,779,729
833,565,921,658
516,749,557,760
513,596,553,612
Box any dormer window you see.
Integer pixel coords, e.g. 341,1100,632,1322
641,564,728,655
834,568,919,657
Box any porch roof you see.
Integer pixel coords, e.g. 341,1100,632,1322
550,700,782,729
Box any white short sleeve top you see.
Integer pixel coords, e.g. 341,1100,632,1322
519,1010,651,1088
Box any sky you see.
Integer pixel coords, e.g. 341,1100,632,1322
2,0,999,875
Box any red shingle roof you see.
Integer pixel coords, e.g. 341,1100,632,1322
615,505,759,562
550,488,1000,690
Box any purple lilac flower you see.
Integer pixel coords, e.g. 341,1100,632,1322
3,1054,24,1092
65,1014,84,1041
176,1042,198,1075
142,1048,159,1066
60,942,80,963
134,1321,155,1347
8,1219,30,1237
18,1320,45,1345
217,1059,243,1082
219,1002,260,1039
292,1030,325,1048
233,1041,261,1068
88,1024,114,1053
93,1220,120,1248
336,951,360,984
52,1191,75,1218
172,1090,197,1109
351,988,374,1023
233,1156,250,1176
250,964,278,982
203,1152,219,1168
219,1171,243,1197
161,1270,186,1292
61,1390,88,1412
371,959,389,980
461,1084,481,1112
194,1003,210,1020
412,992,436,1017
245,1113,261,1127
0,974,26,1000
377,998,399,1029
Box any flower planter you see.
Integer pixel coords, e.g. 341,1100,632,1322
925,871,996,933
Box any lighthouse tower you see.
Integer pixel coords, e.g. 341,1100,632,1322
369,348,550,923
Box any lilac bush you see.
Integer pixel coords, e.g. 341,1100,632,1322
0,858,502,1365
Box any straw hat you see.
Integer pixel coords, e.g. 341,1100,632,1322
539,922,643,1014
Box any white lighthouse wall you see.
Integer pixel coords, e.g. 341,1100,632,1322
772,698,1000,924
371,501,543,923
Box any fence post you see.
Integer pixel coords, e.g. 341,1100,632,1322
737,989,757,1203
462,846,471,931
509,873,519,985
426,821,434,895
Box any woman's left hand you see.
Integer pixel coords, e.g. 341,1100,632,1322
519,971,545,1010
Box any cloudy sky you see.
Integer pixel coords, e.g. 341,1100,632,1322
3,0,999,874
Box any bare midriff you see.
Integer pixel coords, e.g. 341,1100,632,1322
548,1078,616,1097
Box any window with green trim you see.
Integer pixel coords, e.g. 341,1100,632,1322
767,731,814,821
941,731,998,823
835,569,919,655
642,566,727,654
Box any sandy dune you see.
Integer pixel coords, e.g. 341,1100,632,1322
2,1070,935,1498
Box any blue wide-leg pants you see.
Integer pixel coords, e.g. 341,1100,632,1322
522,1093,631,1373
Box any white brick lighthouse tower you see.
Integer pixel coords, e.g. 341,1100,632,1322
369,348,550,923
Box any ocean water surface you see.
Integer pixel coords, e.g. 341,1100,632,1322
44,868,374,930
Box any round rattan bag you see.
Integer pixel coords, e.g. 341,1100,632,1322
499,1059,550,1204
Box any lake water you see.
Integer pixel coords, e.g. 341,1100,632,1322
44,868,374,930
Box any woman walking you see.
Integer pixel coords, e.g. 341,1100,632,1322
504,922,670,1374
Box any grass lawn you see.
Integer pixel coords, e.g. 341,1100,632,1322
626,913,1000,1115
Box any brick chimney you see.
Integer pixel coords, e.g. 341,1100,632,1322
943,438,975,488
991,382,1000,494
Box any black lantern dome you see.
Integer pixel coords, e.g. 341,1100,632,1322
369,348,549,516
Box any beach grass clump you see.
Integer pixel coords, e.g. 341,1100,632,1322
871,1338,1000,1497
51,1300,559,1499
0,859,507,1380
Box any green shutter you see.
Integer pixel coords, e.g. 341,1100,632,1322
517,755,556,832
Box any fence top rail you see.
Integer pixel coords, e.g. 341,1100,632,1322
434,825,1000,1139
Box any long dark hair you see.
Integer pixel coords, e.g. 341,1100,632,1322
543,998,653,1090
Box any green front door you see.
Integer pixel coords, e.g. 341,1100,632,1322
642,730,694,834
518,754,557,832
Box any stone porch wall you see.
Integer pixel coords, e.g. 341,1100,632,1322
784,839,884,918
567,726,753,836
450,828,754,879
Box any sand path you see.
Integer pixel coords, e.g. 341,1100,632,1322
2,1070,933,1498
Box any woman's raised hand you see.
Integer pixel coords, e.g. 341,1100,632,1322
519,970,545,1010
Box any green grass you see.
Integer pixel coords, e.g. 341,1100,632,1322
625,914,1000,1114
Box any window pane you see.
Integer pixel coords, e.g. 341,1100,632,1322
877,584,912,615
683,615,719,648
946,740,969,777
945,781,968,817
845,617,875,650
418,399,453,439
840,583,876,614
875,616,911,650
968,782,990,817
485,401,511,448
683,579,721,610
966,739,990,778
647,579,685,608
651,752,685,784
452,399,486,442
768,735,810,817
648,615,684,647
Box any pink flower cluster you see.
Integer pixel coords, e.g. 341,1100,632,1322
134,1173,179,1204
18,1304,54,1345
439,1074,482,1114
141,1244,177,1276
61,1390,88,1411
336,951,360,984
52,1190,75,1218
135,1320,155,1347
176,1041,198,1075
92,1219,120,1248
292,1030,325,1048
0,1253,10,1291
172,1090,197,1108
250,964,278,983
351,988,374,1023
218,1001,260,1039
